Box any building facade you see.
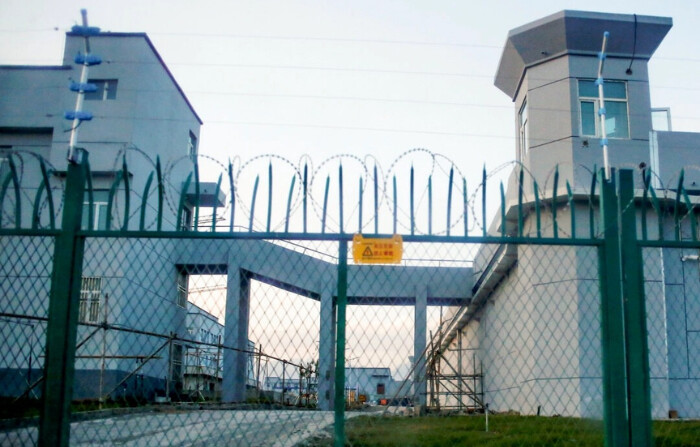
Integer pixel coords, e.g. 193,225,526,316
184,303,224,399
0,31,218,401
0,31,208,231
441,10,700,419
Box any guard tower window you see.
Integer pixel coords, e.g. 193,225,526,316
85,79,118,101
518,99,528,159
578,80,629,139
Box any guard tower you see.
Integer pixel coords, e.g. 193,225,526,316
495,10,672,190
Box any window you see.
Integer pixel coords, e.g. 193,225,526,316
0,158,8,182
84,79,118,101
180,206,193,231
188,132,198,159
518,100,528,159
377,383,385,395
0,152,11,223
79,277,102,323
82,190,109,230
176,270,188,308
0,148,11,180
171,343,184,382
578,80,629,139
651,107,672,131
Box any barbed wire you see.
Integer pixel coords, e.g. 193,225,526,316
1,147,699,240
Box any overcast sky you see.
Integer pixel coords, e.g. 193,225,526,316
2,0,700,234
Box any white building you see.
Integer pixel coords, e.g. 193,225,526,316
344,367,394,404
439,10,700,419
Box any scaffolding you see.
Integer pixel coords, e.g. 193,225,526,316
426,329,484,412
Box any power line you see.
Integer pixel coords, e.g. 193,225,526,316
3,25,700,64
150,31,503,49
4,57,700,93
4,84,700,123
203,120,514,139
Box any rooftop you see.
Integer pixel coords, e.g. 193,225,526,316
495,10,673,99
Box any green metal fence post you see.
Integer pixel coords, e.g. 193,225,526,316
334,239,348,447
39,151,88,447
619,169,652,447
598,169,630,447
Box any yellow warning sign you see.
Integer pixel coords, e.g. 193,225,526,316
352,234,403,264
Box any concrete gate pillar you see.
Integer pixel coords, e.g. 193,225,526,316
318,281,336,410
222,265,251,402
414,285,427,407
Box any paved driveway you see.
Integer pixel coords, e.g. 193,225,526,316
2,409,358,446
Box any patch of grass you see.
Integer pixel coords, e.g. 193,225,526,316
653,420,700,447
0,398,41,420
300,414,700,447
345,414,604,447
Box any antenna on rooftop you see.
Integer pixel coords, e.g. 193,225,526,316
597,31,611,179
65,9,101,163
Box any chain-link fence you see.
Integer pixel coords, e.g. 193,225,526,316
2,158,700,446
